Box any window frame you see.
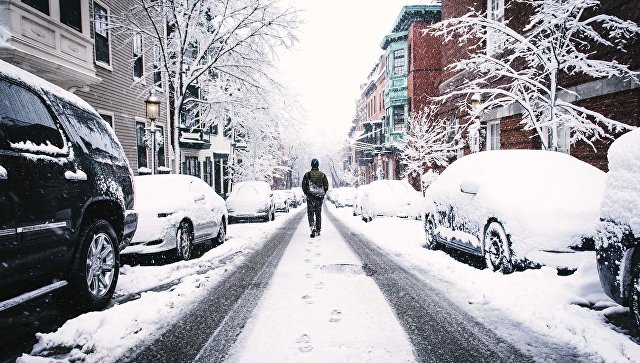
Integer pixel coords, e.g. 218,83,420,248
60,0,83,33
135,120,148,169
486,0,505,55
133,33,144,80
392,48,406,76
152,41,163,90
21,0,49,15
97,110,114,131
93,0,112,69
486,120,500,150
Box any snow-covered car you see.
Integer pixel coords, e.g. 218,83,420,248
352,184,369,216
123,175,227,260
284,190,297,208
292,187,305,205
361,180,416,221
423,150,604,273
226,181,275,222
595,129,640,331
405,186,424,220
273,190,291,213
333,187,356,208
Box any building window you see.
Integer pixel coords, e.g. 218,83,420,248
153,42,162,87
183,156,200,177
393,106,404,131
392,49,406,75
487,0,505,54
545,124,570,153
60,0,82,32
22,0,49,15
136,122,147,168
203,157,212,186
486,121,500,150
133,33,144,79
94,1,110,66
156,125,165,168
99,113,113,128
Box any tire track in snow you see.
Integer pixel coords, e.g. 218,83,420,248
124,211,305,363
327,210,534,363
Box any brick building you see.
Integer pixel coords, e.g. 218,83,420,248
437,0,640,171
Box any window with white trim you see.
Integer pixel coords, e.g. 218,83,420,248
544,124,570,153
392,49,406,75
486,121,500,150
133,33,144,79
153,42,162,87
486,0,505,54
94,1,110,66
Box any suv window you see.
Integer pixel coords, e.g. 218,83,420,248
0,78,66,154
49,96,126,163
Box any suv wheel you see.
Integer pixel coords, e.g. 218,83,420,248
214,220,226,246
483,222,514,274
69,219,119,310
177,220,194,260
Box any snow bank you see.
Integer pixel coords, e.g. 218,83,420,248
328,205,640,362
424,150,605,259
19,211,303,363
599,129,640,237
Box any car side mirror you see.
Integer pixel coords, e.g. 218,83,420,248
460,180,480,195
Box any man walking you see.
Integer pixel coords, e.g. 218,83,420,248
302,158,329,238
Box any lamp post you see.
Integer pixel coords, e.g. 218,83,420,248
468,93,484,153
145,89,161,175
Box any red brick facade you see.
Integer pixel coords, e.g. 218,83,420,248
408,22,443,113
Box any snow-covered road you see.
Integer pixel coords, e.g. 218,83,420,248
227,208,416,362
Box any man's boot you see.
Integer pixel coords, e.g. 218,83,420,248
310,228,316,238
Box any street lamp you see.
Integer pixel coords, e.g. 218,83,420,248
467,93,484,153
145,89,161,174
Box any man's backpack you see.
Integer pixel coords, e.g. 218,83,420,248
308,180,325,199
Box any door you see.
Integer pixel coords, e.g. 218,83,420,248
0,125,17,285
0,78,80,281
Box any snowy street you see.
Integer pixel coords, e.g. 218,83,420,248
7,203,640,362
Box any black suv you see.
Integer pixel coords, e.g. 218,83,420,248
0,60,137,310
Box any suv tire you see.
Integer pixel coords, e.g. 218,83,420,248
68,219,119,310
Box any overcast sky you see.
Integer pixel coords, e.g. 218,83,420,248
276,0,435,152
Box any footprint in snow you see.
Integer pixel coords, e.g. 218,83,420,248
295,334,313,353
314,282,324,290
301,295,314,304
305,273,313,279
315,253,321,257
329,310,343,323
305,249,311,253
304,258,312,263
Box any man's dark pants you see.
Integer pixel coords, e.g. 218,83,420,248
307,198,323,232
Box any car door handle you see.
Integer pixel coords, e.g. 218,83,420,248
64,170,87,181
0,165,7,180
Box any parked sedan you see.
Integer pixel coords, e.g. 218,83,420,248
361,180,414,221
273,190,291,213
226,181,275,222
352,184,369,216
123,175,227,260
333,187,356,208
424,150,604,273
595,129,640,332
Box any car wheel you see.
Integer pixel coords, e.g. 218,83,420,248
483,221,514,273
176,220,194,260
214,220,226,246
68,219,119,310
270,210,275,221
424,215,439,250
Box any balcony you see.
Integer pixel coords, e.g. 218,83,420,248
0,0,99,90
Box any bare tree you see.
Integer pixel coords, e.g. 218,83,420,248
430,0,639,150
119,0,299,173
401,105,459,183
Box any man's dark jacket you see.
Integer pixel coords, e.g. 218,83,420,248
302,167,329,200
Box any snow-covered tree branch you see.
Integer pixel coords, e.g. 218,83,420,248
401,105,459,179
429,0,639,150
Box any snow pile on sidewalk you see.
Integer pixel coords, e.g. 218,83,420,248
18,211,302,363
328,205,640,362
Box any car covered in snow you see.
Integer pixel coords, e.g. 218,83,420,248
291,187,305,205
595,129,640,331
423,150,604,273
332,187,356,208
273,190,291,213
284,190,297,208
123,175,227,260
226,181,275,222
352,184,369,216
0,60,137,310
361,180,418,221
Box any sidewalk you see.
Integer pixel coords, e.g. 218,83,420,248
227,211,417,362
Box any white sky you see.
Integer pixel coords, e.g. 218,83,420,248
276,0,434,152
